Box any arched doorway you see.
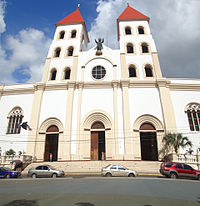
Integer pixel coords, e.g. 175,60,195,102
90,121,106,160
140,123,158,161
44,125,59,161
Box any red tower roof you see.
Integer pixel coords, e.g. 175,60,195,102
117,4,149,40
56,7,84,25
117,3,150,21
56,7,89,42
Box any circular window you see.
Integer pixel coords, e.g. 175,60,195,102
92,66,106,80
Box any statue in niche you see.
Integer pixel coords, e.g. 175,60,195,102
95,38,104,55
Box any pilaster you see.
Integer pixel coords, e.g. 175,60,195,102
27,83,45,159
41,58,51,83
112,80,119,157
120,53,128,78
152,52,163,79
76,82,84,157
121,79,133,159
157,78,177,133
71,56,79,81
64,81,75,160
0,85,4,102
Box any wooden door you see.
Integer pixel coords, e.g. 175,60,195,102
140,132,158,161
91,132,98,160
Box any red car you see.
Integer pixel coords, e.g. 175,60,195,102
160,162,200,180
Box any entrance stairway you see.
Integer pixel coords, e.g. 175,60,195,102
22,161,161,175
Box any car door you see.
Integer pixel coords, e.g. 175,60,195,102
117,165,128,176
42,166,51,177
0,168,5,178
174,164,184,177
35,166,43,177
183,164,196,178
110,165,118,176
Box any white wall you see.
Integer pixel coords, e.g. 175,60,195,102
129,88,164,127
171,90,200,152
39,90,68,127
81,88,114,121
0,94,34,154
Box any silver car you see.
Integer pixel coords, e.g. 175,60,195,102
28,165,65,178
101,164,137,177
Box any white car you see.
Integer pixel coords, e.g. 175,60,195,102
101,164,137,177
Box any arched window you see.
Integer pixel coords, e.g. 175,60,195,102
129,65,136,77
71,30,77,38
67,46,74,56
50,69,57,80
145,65,153,77
54,47,61,57
141,43,149,53
138,26,145,34
64,68,71,80
7,107,24,134
59,31,65,39
125,26,131,35
91,121,105,129
127,43,134,53
186,103,200,131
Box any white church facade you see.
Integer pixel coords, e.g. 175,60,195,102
0,4,200,162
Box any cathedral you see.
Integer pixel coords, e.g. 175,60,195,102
0,4,200,162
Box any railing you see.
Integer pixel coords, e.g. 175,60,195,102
0,154,32,167
165,153,200,170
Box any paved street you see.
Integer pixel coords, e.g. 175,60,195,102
0,177,200,206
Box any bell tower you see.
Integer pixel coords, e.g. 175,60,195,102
42,6,89,83
117,3,163,80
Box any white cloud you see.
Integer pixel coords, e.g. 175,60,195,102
88,0,200,78
0,1,51,84
0,0,6,34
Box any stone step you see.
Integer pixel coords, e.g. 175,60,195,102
22,161,161,175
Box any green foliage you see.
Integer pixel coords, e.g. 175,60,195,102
162,133,192,154
6,149,16,155
18,151,22,155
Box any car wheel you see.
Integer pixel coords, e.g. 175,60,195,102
170,172,177,179
32,174,37,178
106,173,112,177
128,173,135,177
5,174,10,178
52,173,57,178
197,175,200,181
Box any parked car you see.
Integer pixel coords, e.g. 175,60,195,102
0,167,21,178
101,164,137,177
27,165,65,178
160,162,200,180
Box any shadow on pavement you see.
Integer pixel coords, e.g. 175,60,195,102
75,203,95,206
2,199,38,206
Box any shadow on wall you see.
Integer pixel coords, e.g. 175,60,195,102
3,199,38,206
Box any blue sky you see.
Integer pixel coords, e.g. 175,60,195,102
0,0,200,84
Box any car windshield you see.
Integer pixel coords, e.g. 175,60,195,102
104,164,111,169
48,166,57,170
3,167,12,171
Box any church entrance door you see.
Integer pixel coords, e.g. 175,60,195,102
90,121,106,160
44,125,59,162
140,132,158,161
139,123,158,161
44,134,59,161
91,131,105,160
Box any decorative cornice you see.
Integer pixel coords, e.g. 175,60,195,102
1,78,200,95
156,78,170,88
169,83,200,91
121,79,130,87
34,82,45,91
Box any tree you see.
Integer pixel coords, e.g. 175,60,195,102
6,149,16,155
162,133,192,154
